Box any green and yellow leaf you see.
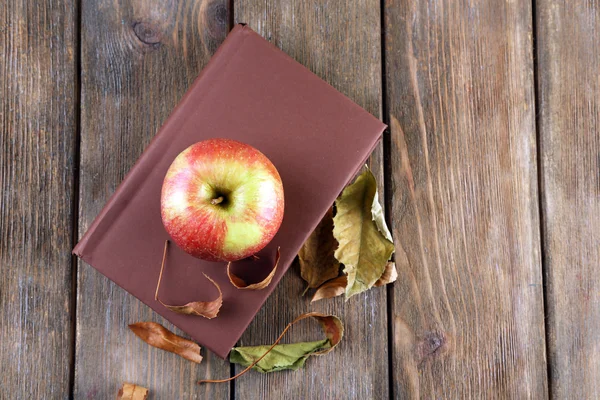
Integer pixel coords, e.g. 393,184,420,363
333,168,395,299
230,340,330,373
226,313,343,375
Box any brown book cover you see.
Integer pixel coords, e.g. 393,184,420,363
73,24,386,359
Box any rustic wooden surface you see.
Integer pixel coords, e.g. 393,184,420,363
384,0,548,398
0,1,77,398
75,0,230,398
3,0,600,398
233,1,388,399
537,1,600,398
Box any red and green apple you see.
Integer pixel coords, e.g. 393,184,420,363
161,138,284,262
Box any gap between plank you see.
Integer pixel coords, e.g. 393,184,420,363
530,0,552,397
228,0,235,31
379,0,394,399
68,0,82,398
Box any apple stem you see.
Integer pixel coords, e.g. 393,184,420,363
210,196,224,205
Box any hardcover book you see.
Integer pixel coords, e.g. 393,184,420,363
74,24,386,359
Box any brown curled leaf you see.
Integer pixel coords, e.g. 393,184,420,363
158,273,222,318
198,312,343,383
155,240,222,318
311,276,347,302
227,247,280,290
129,322,203,364
310,313,344,354
374,261,397,286
117,383,149,400
311,262,396,302
298,207,340,293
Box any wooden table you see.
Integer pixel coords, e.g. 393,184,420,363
2,0,599,398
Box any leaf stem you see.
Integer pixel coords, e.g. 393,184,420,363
301,285,310,296
155,240,169,301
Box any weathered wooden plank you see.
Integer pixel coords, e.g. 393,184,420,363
76,1,230,398
536,1,600,397
384,1,547,397
0,1,76,398
233,2,388,399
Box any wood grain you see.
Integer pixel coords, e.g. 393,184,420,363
76,1,230,398
232,2,388,399
384,1,548,397
536,1,600,398
0,1,76,397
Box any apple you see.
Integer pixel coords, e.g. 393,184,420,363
161,138,284,262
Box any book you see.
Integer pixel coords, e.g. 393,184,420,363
73,24,386,359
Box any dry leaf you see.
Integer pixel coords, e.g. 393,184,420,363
298,207,340,292
227,247,280,290
155,241,222,318
333,168,395,299
311,276,347,302
156,272,222,318
372,189,393,241
129,322,203,364
198,313,343,383
311,262,397,303
374,261,397,286
117,383,149,400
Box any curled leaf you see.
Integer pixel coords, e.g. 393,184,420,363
311,262,397,303
158,274,222,318
310,313,344,354
374,261,397,286
129,322,203,364
227,247,280,290
155,240,222,318
333,168,395,299
371,189,393,242
298,207,340,293
198,313,343,384
311,276,347,302
117,383,149,400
